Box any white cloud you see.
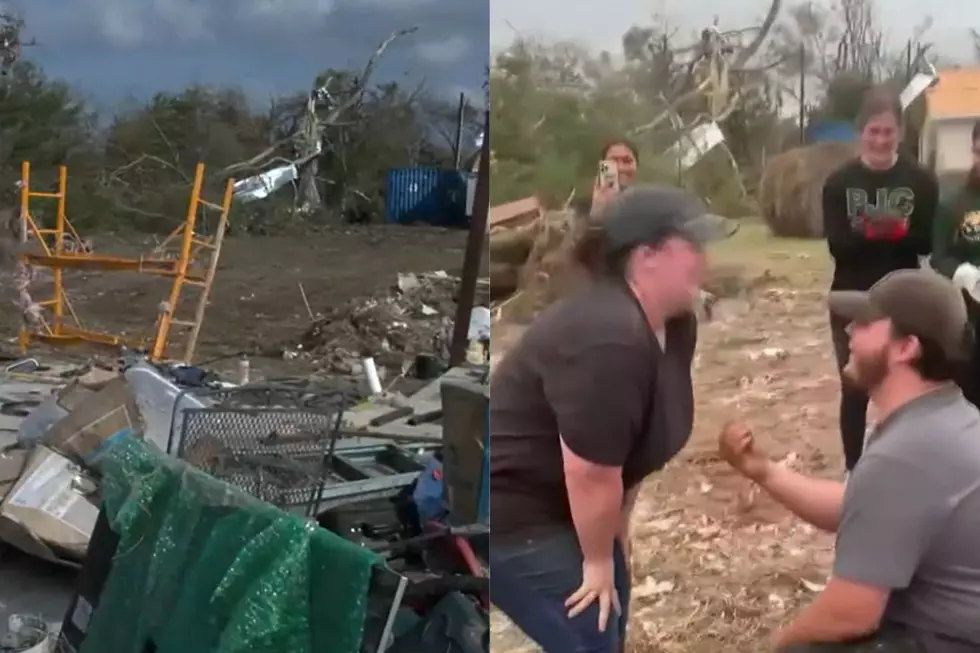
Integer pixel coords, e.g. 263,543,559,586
234,0,336,24
80,0,340,47
416,35,470,65
348,0,441,8
151,0,213,41
98,6,147,48
80,0,213,47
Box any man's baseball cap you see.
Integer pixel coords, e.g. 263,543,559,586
828,269,972,362
598,185,739,252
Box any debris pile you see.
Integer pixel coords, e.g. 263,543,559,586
487,205,594,324
0,352,489,650
295,271,489,375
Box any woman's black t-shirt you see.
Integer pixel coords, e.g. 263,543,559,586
490,280,697,537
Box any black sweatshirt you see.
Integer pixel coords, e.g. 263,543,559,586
823,157,939,291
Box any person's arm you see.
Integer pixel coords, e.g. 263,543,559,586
906,169,939,257
931,199,963,278
544,341,650,562
756,462,844,533
822,172,865,264
776,453,951,647
619,485,641,540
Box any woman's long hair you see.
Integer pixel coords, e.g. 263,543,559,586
599,139,640,164
954,121,980,220
967,121,980,191
570,218,608,277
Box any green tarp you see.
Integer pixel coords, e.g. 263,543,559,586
79,437,382,653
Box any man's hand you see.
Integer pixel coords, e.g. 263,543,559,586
719,422,771,483
953,263,980,302
566,557,621,633
860,216,909,241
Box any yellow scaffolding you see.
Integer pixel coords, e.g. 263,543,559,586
18,161,235,363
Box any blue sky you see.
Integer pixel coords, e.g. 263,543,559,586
16,0,487,113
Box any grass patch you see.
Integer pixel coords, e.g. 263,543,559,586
708,222,827,275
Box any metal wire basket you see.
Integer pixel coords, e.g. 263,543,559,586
172,384,346,516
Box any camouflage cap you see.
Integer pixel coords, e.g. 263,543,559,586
829,269,972,362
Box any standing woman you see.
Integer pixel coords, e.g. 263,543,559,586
489,187,735,653
822,86,939,473
929,120,980,405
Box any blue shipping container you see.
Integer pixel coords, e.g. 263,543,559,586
385,167,471,228
805,120,858,144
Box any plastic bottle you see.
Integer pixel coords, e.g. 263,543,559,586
123,362,206,454
235,354,250,385
362,357,383,395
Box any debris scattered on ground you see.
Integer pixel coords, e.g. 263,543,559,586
0,345,489,648
0,614,51,653
0,225,490,652
291,271,489,375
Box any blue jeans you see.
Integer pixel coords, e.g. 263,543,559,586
490,529,631,653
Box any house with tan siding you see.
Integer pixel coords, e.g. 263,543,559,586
920,67,980,176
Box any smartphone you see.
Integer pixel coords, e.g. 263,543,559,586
598,160,619,191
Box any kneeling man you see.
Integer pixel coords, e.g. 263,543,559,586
721,269,980,653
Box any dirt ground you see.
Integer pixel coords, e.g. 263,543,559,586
0,225,472,375
490,224,848,653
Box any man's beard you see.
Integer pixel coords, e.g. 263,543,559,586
843,348,889,392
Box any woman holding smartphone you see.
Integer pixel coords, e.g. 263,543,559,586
591,140,639,215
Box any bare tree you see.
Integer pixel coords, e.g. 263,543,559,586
627,0,783,136
220,26,419,215
770,0,933,100
0,12,35,77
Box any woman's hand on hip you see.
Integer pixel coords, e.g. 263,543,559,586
565,556,621,632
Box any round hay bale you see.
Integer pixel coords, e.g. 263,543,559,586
759,142,857,238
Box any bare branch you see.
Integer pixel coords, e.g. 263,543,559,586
148,115,188,181
734,0,783,67
217,25,419,181
216,137,292,177
108,153,186,182
319,26,420,127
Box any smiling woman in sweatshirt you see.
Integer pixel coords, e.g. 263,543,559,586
930,120,980,405
822,86,940,473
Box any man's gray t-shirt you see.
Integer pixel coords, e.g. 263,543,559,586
835,385,980,652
